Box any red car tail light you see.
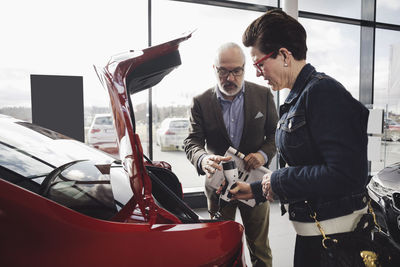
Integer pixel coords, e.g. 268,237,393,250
90,128,101,133
164,130,175,135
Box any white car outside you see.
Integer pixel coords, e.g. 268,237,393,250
87,114,118,156
156,118,189,151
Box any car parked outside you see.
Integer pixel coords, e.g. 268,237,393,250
156,117,189,151
385,118,400,142
387,120,400,141
87,113,118,156
0,33,246,267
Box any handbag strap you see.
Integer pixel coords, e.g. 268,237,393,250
308,206,338,249
307,200,380,246
367,200,382,232
308,200,382,266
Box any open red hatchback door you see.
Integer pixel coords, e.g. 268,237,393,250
0,33,246,267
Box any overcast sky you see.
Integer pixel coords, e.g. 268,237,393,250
0,0,399,113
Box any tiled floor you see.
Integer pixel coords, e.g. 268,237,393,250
195,201,296,267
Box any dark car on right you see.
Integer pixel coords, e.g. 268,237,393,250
367,162,400,248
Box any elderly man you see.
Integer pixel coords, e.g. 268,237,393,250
184,42,278,267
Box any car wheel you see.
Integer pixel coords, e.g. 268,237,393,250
160,140,168,152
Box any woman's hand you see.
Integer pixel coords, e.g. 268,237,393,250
229,181,254,200
261,173,275,202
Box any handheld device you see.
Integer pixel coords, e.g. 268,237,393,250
220,160,239,202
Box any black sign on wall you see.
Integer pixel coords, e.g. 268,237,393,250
31,74,84,142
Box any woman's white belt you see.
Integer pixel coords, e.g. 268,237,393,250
288,206,368,236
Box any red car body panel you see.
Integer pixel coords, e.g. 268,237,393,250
96,33,193,224
0,178,244,266
0,33,246,267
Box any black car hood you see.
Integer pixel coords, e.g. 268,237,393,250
377,162,400,189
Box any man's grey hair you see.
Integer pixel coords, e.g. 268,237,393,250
214,42,246,66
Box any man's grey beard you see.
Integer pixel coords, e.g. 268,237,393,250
221,82,242,96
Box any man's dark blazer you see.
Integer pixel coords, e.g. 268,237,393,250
184,81,278,175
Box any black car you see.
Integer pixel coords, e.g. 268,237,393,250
367,162,400,247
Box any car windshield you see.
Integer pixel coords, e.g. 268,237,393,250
0,118,122,220
0,141,119,220
169,120,189,128
0,119,114,167
16,121,71,140
40,160,118,220
95,116,113,125
0,142,53,180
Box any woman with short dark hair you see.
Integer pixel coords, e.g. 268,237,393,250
230,9,370,267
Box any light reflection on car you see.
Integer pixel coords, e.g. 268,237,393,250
0,34,245,267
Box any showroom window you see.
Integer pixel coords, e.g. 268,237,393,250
229,0,277,5
148,0,363,191
376,0,400,25
300,18,360,99
0,0,148,138
373,29,400,171
299,0,362,19
150,0,278,191
2,0,400,190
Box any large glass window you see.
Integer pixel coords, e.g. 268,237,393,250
2,0,400,188
373,29,400,171
131,90,150,156
376,0,400,25
300,18,360,99
230,0,277,6
0,0,148,133
299,0,361,19
151,0,276,191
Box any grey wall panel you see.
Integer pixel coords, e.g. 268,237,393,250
31,75,84,142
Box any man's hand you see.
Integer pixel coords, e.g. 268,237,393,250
201,154,231,178
228,181,253,200
243,152,265,171
261,172,275,202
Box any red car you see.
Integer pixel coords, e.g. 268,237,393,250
0,33,245,267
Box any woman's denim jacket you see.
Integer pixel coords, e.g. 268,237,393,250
252,64,370,222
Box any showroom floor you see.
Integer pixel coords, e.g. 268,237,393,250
195,201,296,267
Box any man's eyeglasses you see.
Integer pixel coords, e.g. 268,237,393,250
253,51,274,73
216,67,244,78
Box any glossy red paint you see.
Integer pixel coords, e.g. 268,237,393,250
0,178,245,267
0,33,246,267
96,33,193,224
